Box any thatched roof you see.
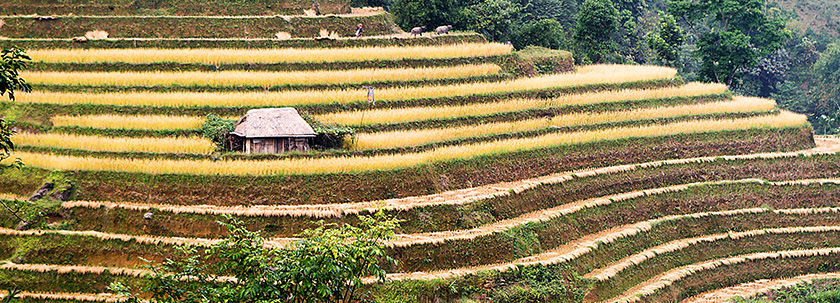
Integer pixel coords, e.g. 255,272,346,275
230,108,317,138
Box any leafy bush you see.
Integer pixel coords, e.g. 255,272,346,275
300,111,356,150
511,19,568,51
200,114,237,152
114,211,400,303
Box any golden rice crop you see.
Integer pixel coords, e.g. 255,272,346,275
321,82,727,125
13,133,215,154
4,112,806,175
22,64,501,87
28,43,513,64
351,96,775,149
15,65,677,107
51,114,206,130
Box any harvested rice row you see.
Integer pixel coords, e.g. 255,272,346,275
684,273,840,303
58,137,840,218
1,112,808,175
381,207,840,282
0,291,124,303
318,82,725,126
3,208,838,284
0,261,151,277
15,65,677,107
28,43,513,64
351,96,772,149
586,226,840,281
607,248,840,303
47,82,725,132
22,64,501,87
13,132,216,154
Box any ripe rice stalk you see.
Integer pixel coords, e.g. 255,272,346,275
351,96,773,149
27,43,513,64
13,132,215,154
318,82,725,125
15,65,676,107
3,112,807,175
51,114,206,130
22,64,501,87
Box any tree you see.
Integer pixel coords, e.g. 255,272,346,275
116,211,401,303
0,47,30,164
511,18,567,50
811,43,840,134
391,0,458,31
463,0,520,42
573,0,619,63
668,0,789,86
646,13,684,66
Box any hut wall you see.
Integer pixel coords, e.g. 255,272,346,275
246,137,310,154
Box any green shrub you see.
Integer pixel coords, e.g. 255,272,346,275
200,114,237,152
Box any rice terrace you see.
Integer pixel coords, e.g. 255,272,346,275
1,0,840,302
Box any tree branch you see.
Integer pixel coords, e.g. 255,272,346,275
0,199,26,223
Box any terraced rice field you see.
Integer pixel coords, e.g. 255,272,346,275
1,2,839,302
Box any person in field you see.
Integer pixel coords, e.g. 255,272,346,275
355,23,363,38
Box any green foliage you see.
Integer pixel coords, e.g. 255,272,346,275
0,47,31,102
492,265,589,303
813,43,840,118
299,111,355,150
511,19,568,50
732,278,840,303
573,0,619,63
668,0,790,86
200,114,237,152
2,286,21,303
0,47,29,172
465,0,520,42
134,211,400,303
646,13,684,65
391,0,459,31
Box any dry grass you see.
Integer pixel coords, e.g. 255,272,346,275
13,132,215,154
351,96,772,149
15,65,676,107
51,114,206,130
27,43,513,64
22,64,501,87
609,248,840,303
4,112,806,175
684,273,840,303
318,82,725,125
587,225,840,282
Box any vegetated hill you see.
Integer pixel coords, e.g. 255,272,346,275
2,2,840,302
776,0,840,37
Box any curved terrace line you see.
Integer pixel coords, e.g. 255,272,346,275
0,113,807,175
23,96,764,156
14,65,673,107
378,207,840,282
60,136,840,218
26,43,513,64
0,291,125,303
683,273,840,303
4,211,840,287
606,248,840,303
8,207,839,283
22,64,501,87
585,226,840,281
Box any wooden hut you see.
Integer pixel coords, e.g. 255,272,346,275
230,108,317,154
